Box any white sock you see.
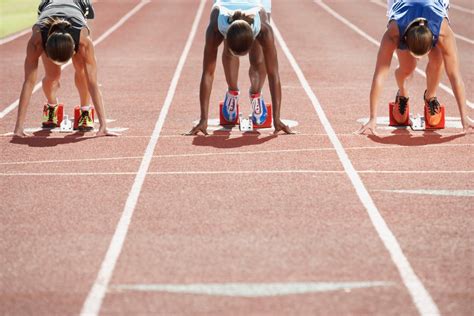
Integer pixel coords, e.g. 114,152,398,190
81,105,91,111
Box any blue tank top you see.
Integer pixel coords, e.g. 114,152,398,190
213,0,262,38
389,0,447,49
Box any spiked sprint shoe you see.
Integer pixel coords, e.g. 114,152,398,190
220,90,240,125
389,91,410,126
424,91,445,128
250,92,272,128
74,106,95,131
42,103,63,128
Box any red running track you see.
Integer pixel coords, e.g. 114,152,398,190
0,0,472,315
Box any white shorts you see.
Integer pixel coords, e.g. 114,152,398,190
213,0,271,13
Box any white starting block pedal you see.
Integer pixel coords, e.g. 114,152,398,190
239,114,253,132
59,115,74,132
409,114,425,131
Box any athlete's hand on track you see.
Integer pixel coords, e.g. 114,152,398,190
273,119,294,134
356,118,379,136
96,128,120,137
461,116,474,134
187,120,209,136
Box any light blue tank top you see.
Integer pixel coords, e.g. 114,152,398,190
213,0,263,38
389,0,448,49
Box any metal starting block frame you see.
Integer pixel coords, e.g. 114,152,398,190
239,113,254,132
59,115,74,132
409,114,425,131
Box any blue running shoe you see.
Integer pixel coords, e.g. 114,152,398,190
250,92,268,125
222,90,239,122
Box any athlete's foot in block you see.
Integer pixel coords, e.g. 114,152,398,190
77,110,94,132
393,92,409,124
250,93,268,125
424,92,442,126
42,104,60,128
222,90,239,123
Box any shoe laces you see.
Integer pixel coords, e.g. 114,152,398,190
47,106,56,121
251,97,261,114
80,110,91,124
426,97,440,116
397,97,408,115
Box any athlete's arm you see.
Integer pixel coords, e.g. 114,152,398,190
257,13,292,134
14,28,43,137
358,24,398,135
438,21,472,133
80,30,117,136
189,9,223,135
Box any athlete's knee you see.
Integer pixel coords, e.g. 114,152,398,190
43,73,61,86
396,65,415,78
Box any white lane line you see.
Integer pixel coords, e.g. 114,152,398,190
314,0,474,110
2,142,473,166
370,0,474,44
2,170,474,177
110,281,394,297
450,3,474,14
0,28,31,45
79,1,206,315
376,189,474,197
272,15,440,316
0,0,151,119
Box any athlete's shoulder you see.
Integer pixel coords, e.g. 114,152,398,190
208,7,220,32
29,25,43,45
386,20,400,42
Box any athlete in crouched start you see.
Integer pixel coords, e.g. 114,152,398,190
13,0,117,137
358,0,473,135
188,0,293,135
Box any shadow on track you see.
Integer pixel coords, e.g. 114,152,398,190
191,130,278,148
366,129,465,146
10,131,95,147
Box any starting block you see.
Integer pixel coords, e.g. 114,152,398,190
253,103,272,129
219,102,273,130
219,102,240,126
73,105,95,130
409,109,445,131
59,114,73,132
389,102,410,126
409,114,425,131
389,102,445,130
42,103,64,128
424,104,445,129
239,114,253,131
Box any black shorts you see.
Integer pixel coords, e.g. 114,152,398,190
38,0,95,19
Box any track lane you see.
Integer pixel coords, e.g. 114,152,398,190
95,1,426,315
0,0,198,315
276,1,472,315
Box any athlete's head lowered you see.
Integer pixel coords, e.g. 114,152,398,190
42,17,75,65
404,18,434,58
227,11,255,56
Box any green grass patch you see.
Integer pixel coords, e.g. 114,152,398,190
0,0,39,38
